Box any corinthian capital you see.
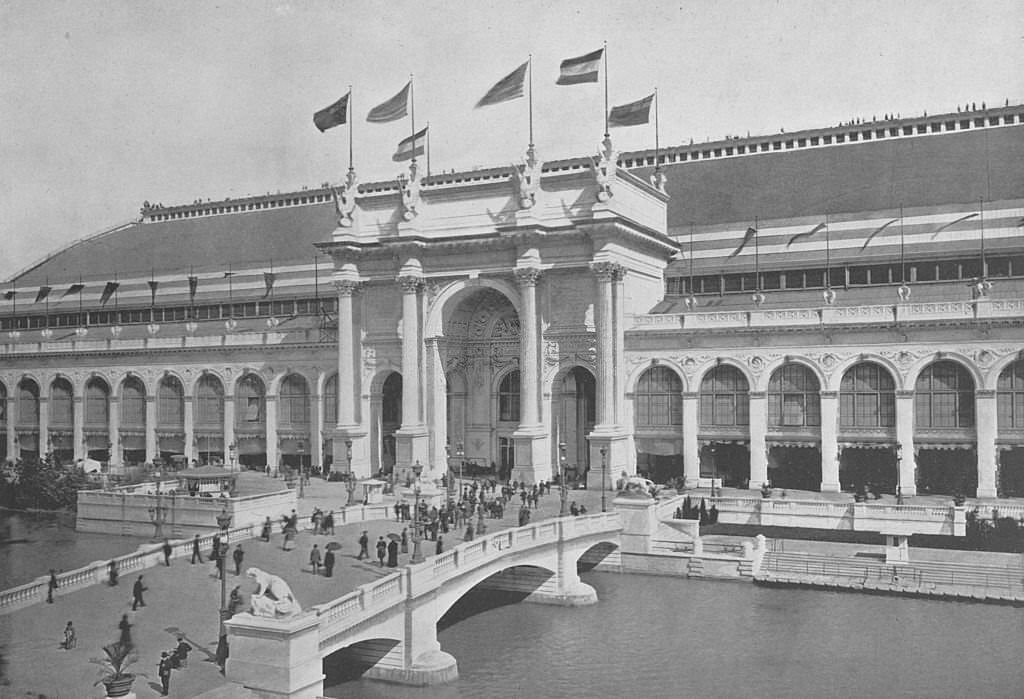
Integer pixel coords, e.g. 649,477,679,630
333,279,361,296
590,261,623,282
397,275,423,294
514,267,541,287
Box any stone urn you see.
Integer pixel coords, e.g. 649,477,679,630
102,673,135,697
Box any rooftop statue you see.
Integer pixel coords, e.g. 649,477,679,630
399,160,421,221
592,135,618,202
331,168,358,228
246,567,302,618
511,145,542,209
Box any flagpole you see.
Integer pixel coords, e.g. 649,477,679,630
979,197,986,278
426,123,431,178
603,40,609,137
654,87,660,170
528,54,534,149
899,204,906,285
409,74,416,164
348,86,354,174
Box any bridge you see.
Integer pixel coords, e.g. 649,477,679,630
224,512,623,697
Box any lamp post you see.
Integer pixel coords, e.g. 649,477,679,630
559,441,568,516
410,461,424,564
345,439,356,506
297,441,305,499
215,505,232,672
445,444,453,500
456,442,464,500
148,487,168,541
895,444,904,505
600,446,608,513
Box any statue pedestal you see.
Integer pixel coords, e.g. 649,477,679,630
225,612,323,699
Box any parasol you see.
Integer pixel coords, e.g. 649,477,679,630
386,533,402,542
325,542,343,551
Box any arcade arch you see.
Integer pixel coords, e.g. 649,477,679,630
766,363,821,491
996,359,1024,496
632,365,683,483
837,361,897,493
120,376,148,463
914,360,977,495
698,364,750,487
195,373,225,465
235,373,267,468
83,376,110,461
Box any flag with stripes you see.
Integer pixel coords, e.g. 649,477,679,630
35,286,52,304
99,282,120,306
367,82,410,123
187,276,198,301
608,93,654,128
476,61,528,108
263,272,276,298
61,283,84,298
556,48,603,85
786,222,826,248
313,92,350,132
393,126,428,162
147,280,159,305
727,227,757,258
3,290,15,301
859,218,899,250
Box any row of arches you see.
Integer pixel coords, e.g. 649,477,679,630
0,371,342,468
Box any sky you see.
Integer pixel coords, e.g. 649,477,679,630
1,0,1022,282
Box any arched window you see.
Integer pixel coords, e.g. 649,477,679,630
17,379,39,427
768,364,820,427
121,377,147,428
322,374,338,427
158,376,184,428
236,374,265,427
50,378,74,428
498,370,521,422
279,374,310,426
840,362,895,427
195,375,224,428
635,366,682,427
997,360,1024,430
699,365,749,426
84,378,110,428
915,361,974,428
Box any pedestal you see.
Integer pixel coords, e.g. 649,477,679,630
511,426,551,484
330,428,369,478
394,426,430,483
225,612,324,699
884,534,910,565
586,430,630,491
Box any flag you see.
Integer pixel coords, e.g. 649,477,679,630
313,92,350,132
35,286,52,304
787,222,826,248
728,227,757,258
859,218,899,250
608,93,654,128
99,282,120,306
393,126,428,162
147,280,159,305
61,283,84,298
556,48,603,85
476,61,528,108
367,82,410,123
263,272,276,298
931,212,978,239
3,290,15,301
187,276,198,301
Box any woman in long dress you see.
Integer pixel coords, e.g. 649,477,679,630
283,526,296,551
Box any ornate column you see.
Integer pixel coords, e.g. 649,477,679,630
748,391,768,488
183,395,195,463
425,337,448,480
5,396,16,460
819,391,840,492
108,395,121,467
38,396,49,457
395,265,429,480
895,390,917,496
587,261,628,490
975,389,998,498
144,395,158,463
330,266,369,477
682,392,700,488
512,267,550,483
265,395,278,474
310,379,323,473
334,278,360,428
613,267,626,425
224,392,236,469
73,395,85,461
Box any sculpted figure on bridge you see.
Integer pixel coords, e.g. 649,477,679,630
246,567,302,618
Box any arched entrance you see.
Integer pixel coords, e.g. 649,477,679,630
632,365,683,483
698,364,750,487
837,361,897,494
997,359,1024,496
120,376,148,464
373,371,402,480
766,363,822,491
914,360,976,495
84,376,111,462
553,366,595,485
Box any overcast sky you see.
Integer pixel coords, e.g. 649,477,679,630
2,0,1022,282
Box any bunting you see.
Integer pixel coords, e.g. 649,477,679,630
3,291,15,301
475,61,528,108
99,282,120,306
366,82,410,123
727,227,758,258
35,286,52,304
786,222,826,248
263,272,276,298
313,92,350,132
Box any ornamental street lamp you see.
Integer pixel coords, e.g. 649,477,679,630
559,441,568,516
410,461,424,564
445,444,453,500
600,446,608,513
148,488,168,541
456,442,465,499
345,439,356,506
297,442,306,499
215,505,232,672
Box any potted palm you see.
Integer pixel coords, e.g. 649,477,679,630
92,641,144,698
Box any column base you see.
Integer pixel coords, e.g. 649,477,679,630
512,425,551,484
330,427,369,478
586,429,630,490
819,481,841,493
524,581,598,607
976,486,997,499
363,650,458,687
395,426,430,484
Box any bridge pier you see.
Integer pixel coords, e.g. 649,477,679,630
362,591,459,686
225,612,324,699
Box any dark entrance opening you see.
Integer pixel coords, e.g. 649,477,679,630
699,442,749,487
917,448,977,495
839,447,896,493
999,448,1024,497
767,445,821,491
636,452,682,483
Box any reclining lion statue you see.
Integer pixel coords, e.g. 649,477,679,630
245,567,302,618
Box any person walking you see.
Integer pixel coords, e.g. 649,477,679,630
162,539,173,566
158,651,173,695
375,536,387,567
325,510,335,535
386,538,398,567
61,621,76,650
357,530,369,560
131,575,147,611
47,569,58,603
436,536,443,555
232,544,244,576
400,528,408,554
323,548,336,577
172,635,192,668
118,613,133,649
108,560,119,586
191,534,203,564
465,522,474,541
309,544,322,575
261,516,273,542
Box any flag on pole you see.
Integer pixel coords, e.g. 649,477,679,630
61,283,84,298
608,93,654,128
476,61,528,108
786,222,826,248
313,92,350,132
930,212,978,238
367,82,410,123
187,276,199,301
393,126,428,162
99,282,120,306
35,286,52,304
263,272,276,298
859,218,899,250
556,48,603,85
728,227,758,258
147,280,159,305
4,290,15,301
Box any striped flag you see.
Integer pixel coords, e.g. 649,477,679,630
3,290,16,301
61,283,84,298
393,126,428,162
263,272,276,298
313,92,350,132
786,222,826,248
859,218,899,250
608,93,654,128
367,82,410,123
35,286,52,304
476,61,528,108
728,227,758,258
556,48,603,85
931,212,978,238
99,282,120,306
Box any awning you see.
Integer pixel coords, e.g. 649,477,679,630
917,443,975,451
634,437,682,456
838,442,893,450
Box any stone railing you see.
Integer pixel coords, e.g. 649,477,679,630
0,328,326,356
313,513,621,645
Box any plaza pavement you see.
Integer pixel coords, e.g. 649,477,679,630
2,474,1018,698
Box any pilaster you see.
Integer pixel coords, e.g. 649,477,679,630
395,268,429,481
512,266,551,483
265,395,279,473
975,389,997,498
72,395,84,461
224,394,236,469
819,391,840,492
895,390,917,496
108,395,121,467
748,391,767,488
682,392,700,487
5,397,16,460
183,395,194,463
144,395,158,463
